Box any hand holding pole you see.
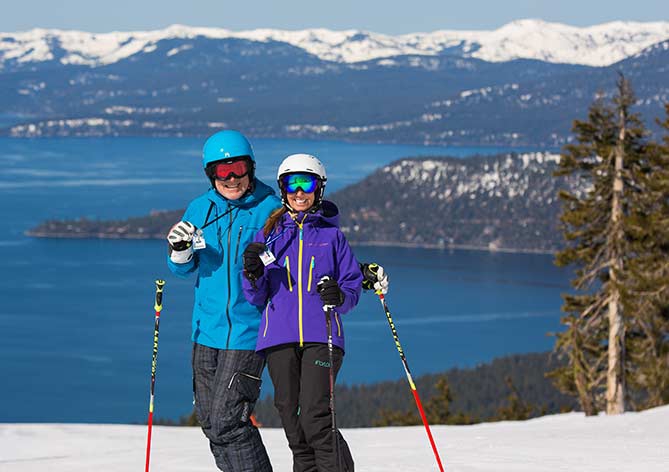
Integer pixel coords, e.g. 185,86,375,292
375,289,445,472
317,276,343,471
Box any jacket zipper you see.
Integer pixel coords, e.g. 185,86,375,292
263,302,270,338
307,256,315,292
284,256,293,292
234,225,243,265
225,205,233,349
298,226,304,346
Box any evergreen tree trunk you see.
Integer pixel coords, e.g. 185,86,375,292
606,283,625,414
606,117,626,414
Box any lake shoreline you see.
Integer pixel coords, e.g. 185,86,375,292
25,230,557,255
352,240,556,255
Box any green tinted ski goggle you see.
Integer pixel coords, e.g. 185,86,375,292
281,173,319,194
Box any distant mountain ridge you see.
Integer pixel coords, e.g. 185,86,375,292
3,20,669,68
1,21,668,145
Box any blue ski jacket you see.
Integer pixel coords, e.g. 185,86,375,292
167,180,281,350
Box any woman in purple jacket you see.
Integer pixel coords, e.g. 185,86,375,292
242,153,363,472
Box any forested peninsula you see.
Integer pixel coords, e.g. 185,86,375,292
27,152,574,253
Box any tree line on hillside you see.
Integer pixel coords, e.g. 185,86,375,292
156,352,576,428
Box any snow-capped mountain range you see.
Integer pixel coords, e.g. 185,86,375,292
2,19,669,68
1,20,668,144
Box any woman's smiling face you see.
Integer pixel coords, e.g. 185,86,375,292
287,189,315,212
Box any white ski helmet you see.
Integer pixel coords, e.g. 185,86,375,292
277,153,327,212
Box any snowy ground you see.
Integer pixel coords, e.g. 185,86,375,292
1,406,668,471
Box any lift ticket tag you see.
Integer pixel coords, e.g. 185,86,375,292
193,229,206,250
260,249,276,266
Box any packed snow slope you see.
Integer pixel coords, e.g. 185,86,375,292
1,405,667,471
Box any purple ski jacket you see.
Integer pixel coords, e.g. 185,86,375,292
242,201,362,353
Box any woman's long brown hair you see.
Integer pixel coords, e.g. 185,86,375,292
263,207,287,237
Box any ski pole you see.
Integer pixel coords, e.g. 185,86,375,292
318,277,343,472
375,291,445,472
145,279,165,472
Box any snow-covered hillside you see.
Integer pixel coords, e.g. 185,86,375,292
384,152,566,201
334,153,579,251
1,405,667,471
2,19,669,68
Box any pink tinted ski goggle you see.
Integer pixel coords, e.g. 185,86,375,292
211,159,250,180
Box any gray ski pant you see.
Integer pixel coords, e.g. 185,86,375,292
192,343,273,472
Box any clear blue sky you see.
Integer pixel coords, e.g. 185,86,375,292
2,0,668,34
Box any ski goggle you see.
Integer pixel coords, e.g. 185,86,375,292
281,173,319,194
210,159,250,180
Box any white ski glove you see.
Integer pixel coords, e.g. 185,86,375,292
373,265,389,294
167,221,196,264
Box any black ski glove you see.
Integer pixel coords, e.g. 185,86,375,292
243,242,266,281
317,277,345,307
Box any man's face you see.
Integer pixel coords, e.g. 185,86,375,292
209,158,251,200
215,174,250,200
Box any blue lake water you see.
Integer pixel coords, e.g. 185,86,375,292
0,137,568,423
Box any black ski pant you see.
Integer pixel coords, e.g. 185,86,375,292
266,343,352,472
192,343,273,472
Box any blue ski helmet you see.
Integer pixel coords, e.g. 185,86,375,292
202,130,256,183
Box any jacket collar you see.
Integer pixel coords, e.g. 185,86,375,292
282,200,340,228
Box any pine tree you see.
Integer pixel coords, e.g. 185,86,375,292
425,377,475,425
494,376,542,421
625,104,669,408
550,75,651,414
373,407,420,427
546,294,608,415
373,376,474,426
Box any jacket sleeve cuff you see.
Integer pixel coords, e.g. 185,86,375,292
242,273,269,306
167,254,196,278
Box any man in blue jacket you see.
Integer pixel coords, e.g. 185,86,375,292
166,130,279,472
